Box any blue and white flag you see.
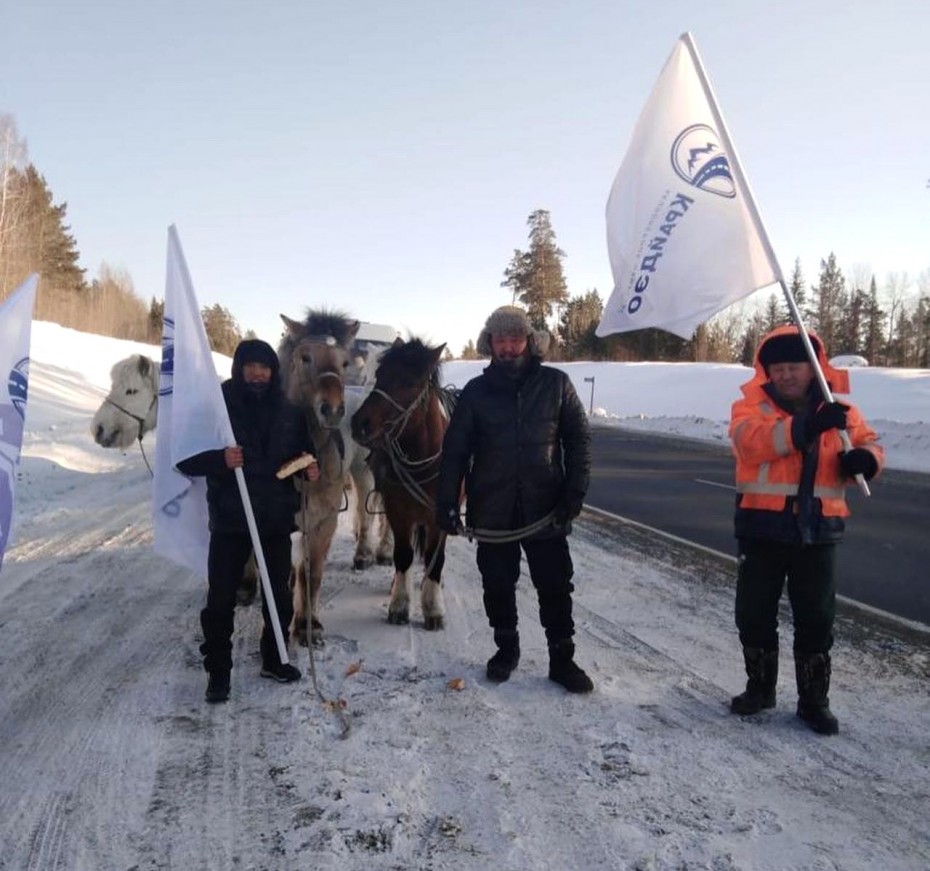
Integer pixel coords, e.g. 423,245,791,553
0,275,38,571
598,33,778,339
152,227,234,577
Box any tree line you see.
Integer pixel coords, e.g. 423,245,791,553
0,115,247,355
3,111,926,366
461,209,929,368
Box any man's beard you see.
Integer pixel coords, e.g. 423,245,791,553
493,354,527,376
244,380,271,398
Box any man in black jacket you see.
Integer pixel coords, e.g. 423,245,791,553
177,339,318,703
436,306,594,693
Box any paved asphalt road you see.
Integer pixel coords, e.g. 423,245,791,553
586,425,930,628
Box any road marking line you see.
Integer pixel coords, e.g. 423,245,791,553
693,478,735,491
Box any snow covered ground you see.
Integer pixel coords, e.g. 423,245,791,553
1,322,928,871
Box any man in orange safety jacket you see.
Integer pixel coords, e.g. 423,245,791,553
728,325,883,735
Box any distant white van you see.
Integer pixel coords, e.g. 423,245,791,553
348,321,401,386
829,354,869,368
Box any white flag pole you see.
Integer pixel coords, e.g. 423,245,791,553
682,33,869,496
232,467,290,664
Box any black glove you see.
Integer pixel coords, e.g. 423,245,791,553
553,491,585,526
436,504,464,536
838,448,878,480
804,401,848,442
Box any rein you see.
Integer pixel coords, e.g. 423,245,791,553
368,382,443,510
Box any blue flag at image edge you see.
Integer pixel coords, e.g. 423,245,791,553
0,275,38,571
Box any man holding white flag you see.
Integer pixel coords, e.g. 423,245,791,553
153,227,317,703
0,275,38,572
598,33,778,340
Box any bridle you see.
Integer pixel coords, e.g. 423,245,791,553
366,379,444,510
104,393,157,475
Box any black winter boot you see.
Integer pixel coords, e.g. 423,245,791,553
795,652,839,735
486,630,520,683
205,671,230,704
548,639,594,694
730,647,778,715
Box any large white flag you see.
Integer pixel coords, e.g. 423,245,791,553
152,227,235,577
0,275,38,571
598,33,779,339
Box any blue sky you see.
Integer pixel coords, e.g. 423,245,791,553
3,1,928,355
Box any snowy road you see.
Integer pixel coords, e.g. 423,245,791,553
1,434,928,871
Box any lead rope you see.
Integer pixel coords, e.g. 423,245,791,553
300,487,351,739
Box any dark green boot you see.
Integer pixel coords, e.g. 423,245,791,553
730,647,778,715
548,639,594,694
486,630,520,683
795,652,839,735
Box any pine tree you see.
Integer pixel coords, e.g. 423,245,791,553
148,297,165,342
501,209,569,330
786,258,807,323
558,290,603,360
202,303,242,355
459,339,479,360
863,276,886,365
811,253,846,353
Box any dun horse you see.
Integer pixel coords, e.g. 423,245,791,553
350,338,456,630
280,310,391,645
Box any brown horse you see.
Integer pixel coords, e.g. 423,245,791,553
279,310,390,645
350,338,456,630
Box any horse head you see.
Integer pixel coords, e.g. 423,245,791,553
279,310,360,430
350,337,446,448
91,354,159,448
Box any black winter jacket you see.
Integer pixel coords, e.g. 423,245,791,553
437,359,590,539
176,379,312,535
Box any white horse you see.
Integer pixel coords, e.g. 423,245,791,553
91,354,159,449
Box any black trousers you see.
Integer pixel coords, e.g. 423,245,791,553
476,536,575,646
735,538,837,655
200,531,293,674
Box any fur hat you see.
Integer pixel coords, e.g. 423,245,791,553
757,332,820,371
232,339,279,380
476,305,551,358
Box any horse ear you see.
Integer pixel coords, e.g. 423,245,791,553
345,320,361,344
137,355,151,378
392,337,404,348
280,314,304,336
429,344,446,366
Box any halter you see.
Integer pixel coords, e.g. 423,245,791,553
104,393,157,475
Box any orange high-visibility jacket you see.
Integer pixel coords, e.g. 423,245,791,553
729,326,883,521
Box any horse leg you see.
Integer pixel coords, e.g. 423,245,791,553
387,520,415,625
375,498,394,566
350,469,375,571
420,525,446,631
237,550,258,606
305,514,339,647
290,534,309,646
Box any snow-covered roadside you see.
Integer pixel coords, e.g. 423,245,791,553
0,326,928,870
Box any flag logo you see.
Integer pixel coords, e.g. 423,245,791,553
159,317,175,398
7,358,28,419
670,123,735,198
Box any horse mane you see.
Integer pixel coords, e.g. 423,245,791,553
378,338,443,390
278,308,359,391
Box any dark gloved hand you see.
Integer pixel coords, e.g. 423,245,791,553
553,490,585,526
838,448,878,480
436,504,464,536
803,401,848,443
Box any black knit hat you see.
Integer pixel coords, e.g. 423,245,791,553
232,339,279,380
758,333,819,371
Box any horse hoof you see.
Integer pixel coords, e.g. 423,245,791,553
423,616,444,631
376,554,393,566
387,611,410,626
353,555,374,571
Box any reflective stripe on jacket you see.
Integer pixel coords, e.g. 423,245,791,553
729,326,883,540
